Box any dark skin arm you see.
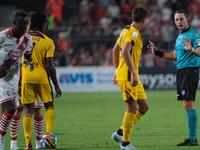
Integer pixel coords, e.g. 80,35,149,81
46,57,62,98
24,53,34,71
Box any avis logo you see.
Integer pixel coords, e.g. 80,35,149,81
59,73,93,83
8,50,23,60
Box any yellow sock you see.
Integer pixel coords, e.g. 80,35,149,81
134,110,144,124
23,114,32,144
45,107,55,133
120,110,144,130
122,112,135,142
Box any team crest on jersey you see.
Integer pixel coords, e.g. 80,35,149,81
6,91,11,96
196,39,200,46
132,32,138,38
8,50,23,60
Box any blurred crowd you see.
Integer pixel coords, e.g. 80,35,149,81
44,0,200,67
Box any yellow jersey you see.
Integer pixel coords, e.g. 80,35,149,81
22,31,55,84
116,25,143,81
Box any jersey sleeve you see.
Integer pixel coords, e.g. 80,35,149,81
192,31,200,49
46,40,55,57
125,30,138,44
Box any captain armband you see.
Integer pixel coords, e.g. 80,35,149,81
154,50,164,57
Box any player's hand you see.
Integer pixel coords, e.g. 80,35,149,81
112,73,118,86
0,65,8,78
130,72,138,87
147,41,156,54
25,62,34,71
55,87,62,98
182,37,193,52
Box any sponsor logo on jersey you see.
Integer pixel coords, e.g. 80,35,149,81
8,50,23,60
132,32,138,38
194,33,200,37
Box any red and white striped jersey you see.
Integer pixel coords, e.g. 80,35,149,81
0,27,32,86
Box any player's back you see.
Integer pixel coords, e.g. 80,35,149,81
116,25,142,81
22,31,55,84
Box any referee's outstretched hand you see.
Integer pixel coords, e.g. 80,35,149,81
182,37,193,52
147,41,156,54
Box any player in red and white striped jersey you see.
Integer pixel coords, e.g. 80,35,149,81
0,11,33,150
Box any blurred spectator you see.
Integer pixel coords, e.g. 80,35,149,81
161,2,173,25
44,9,55,30
161,22,175,50
187,0,200,25
97,0,111,8
95,1,107,21
154,49,167,67
99,11,112,34
120,0,132,22
85,51,94,66
149,18,161,48
143,50,155,67
107,0,120,19
45,0,65,27
55,32,72,66
134,0,149,9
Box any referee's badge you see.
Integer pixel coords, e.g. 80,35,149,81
178,39,181,45
196,39,200,46
182,90,185,95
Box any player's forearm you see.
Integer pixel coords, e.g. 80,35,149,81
112,52,119,69
24,53,32,62
112,43,119,68
122,50,136,74
46,66,59,88
154,50,176,60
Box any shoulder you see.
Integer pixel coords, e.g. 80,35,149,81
24,32,32,40
0,28,9,37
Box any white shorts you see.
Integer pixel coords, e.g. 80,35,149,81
15,94,44,108
0,83,17,103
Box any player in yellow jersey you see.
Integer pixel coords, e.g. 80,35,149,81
111,7,150,150
21,12,62,150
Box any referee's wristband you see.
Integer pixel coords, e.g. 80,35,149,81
154,50,164,57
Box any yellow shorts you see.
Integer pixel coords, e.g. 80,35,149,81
21,83,53,104
118,79,147,101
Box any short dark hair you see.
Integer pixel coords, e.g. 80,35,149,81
132,7,150,22
28,12,35,20
30,12,48,32
14,12,28,21
175,10,188,18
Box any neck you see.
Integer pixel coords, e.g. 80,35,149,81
12,27,22,39
131,22,141,31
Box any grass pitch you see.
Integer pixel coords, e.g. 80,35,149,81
3,90,200,150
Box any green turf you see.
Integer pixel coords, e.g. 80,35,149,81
3,90,200,150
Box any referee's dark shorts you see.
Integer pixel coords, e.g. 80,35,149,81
177,67,199,101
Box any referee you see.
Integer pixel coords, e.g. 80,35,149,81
148,10,200,146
